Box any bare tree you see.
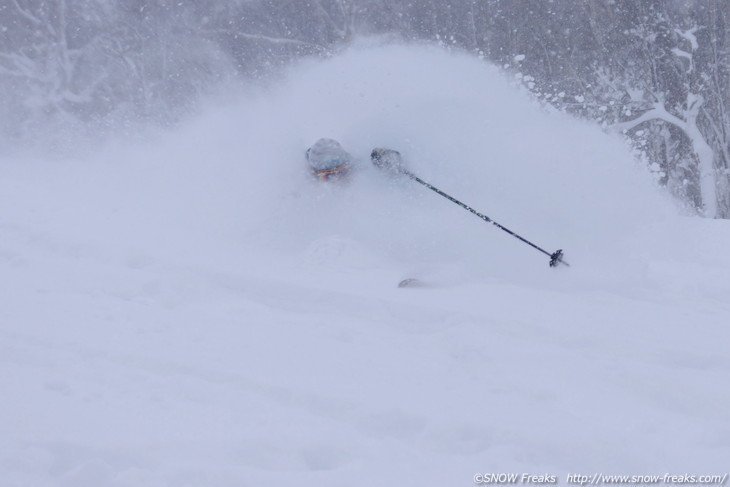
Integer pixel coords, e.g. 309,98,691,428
0,0,117,124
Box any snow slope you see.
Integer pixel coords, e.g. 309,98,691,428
1,43,729,486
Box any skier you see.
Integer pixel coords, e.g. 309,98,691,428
305,139,568,270
306,138,353,181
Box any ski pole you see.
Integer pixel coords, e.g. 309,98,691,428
371,148,569,268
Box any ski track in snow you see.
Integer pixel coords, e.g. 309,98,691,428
1,43,729,486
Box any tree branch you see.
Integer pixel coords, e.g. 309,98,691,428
11,0,42,26
675,26,699,51
0,52,37,78
312,0,346,39
205,28,328,52
609,103,688,134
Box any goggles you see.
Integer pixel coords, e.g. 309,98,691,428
313,161,350,181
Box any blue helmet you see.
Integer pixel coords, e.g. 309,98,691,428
306,138,352,181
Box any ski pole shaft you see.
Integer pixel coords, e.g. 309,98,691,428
402,169,569,267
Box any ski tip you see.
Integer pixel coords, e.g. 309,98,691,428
398,278,425,288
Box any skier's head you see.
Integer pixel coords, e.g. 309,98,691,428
306,138,352,181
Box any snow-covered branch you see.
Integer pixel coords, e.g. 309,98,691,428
10,0,43,26
205,29,328,51
312,0,348,39
675,26,699,51
671,47,693,65
0,52,42,79
609,103,688,134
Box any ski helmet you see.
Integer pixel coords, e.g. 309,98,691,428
306,138,352,181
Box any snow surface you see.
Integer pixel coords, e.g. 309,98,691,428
1,44,729,486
